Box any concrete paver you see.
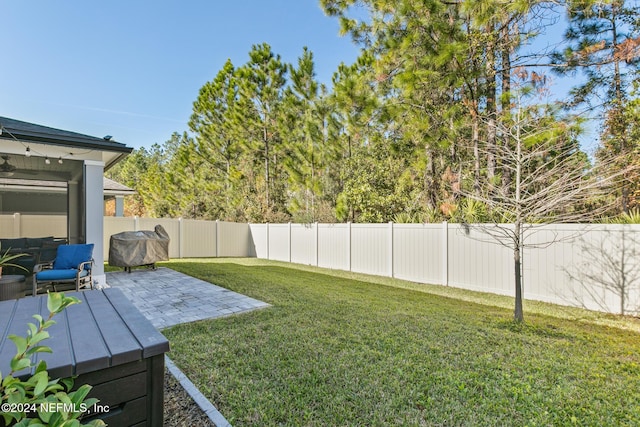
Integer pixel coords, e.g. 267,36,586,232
106,267,270,329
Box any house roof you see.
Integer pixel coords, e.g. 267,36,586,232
0,116,133,173
103,177,135,194
0,116,132,153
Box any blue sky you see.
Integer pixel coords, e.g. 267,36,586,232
2,1,595,153
1,1,361,149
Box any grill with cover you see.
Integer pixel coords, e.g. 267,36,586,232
109,225,170,272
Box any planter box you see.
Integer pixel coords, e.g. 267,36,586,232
0,289,170,426
0,274,26,301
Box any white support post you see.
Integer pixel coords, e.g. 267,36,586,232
442,221,449,286
178,217,184,259
134,215,139,231
315,222,319,267
389,221,394,278
13,213,21,237
266,223,270,260
215,220,220,258
114,195,125,217
288,222,292,263
84,160,105,287
347,221,352,271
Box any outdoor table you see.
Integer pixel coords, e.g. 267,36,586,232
0,288,169,426
0,274,26,301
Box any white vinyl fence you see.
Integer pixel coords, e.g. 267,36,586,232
249,222,640,316
0,214,252,259
2,213,639,315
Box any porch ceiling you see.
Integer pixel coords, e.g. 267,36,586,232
0,154,81,181
0,116,132,177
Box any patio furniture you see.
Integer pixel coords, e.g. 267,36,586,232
32,243,94,295
0,274,26,300
0,237,67,276
0,289,170,425
109,225,170,272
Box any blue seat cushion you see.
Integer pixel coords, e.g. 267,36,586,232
53,244,94,270
36,269,89,281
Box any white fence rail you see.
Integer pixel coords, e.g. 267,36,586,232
2,213,639,315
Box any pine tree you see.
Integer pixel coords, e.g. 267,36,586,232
330,55,382,221
236,43,289,220
553,0,640,213
189,59,243,219
283,48,338,222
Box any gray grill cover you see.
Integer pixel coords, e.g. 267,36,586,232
108,225,170,267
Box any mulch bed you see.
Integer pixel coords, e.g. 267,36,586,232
164,368,216,427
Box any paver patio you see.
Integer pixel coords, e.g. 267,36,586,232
105,267,269,329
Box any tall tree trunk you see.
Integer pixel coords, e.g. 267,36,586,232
450,116,457,162
514,222,524,323
425,145,438,209
500,22,513,196
611,4,629,214
225,157,231,211
514,110,524,323
263,125,270,208
486,33,497,183
311,146,316,219
471,97,481,195
466,22,481,196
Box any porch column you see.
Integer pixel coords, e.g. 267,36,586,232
115,195,125,217
84,160,106,287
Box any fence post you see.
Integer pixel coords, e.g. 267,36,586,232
347,221,352,271
13,213,21,237
266,222,270,260
389,221,394,278
215,220,220,258
133,216,139,231
178,217,184,259
287,222,292,262
315,222,319,267
442,221,448,286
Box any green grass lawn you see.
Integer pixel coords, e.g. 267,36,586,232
160,258,640,426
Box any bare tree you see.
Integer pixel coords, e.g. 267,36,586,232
459,84,634,322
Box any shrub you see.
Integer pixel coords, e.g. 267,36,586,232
0,293,105,427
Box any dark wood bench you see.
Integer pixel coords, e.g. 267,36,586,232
0,288,170,426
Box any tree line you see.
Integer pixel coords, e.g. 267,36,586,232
108,0,640,224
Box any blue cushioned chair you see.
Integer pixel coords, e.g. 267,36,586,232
32,244,94,295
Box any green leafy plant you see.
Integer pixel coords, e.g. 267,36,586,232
605,209,640,224
455,198,491,224
0,293,106,427
0,245,29,275
392,212,420,223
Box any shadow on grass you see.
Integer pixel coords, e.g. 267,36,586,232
162,259,639,339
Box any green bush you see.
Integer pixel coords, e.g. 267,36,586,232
606,209,640,224
0,293,105,427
